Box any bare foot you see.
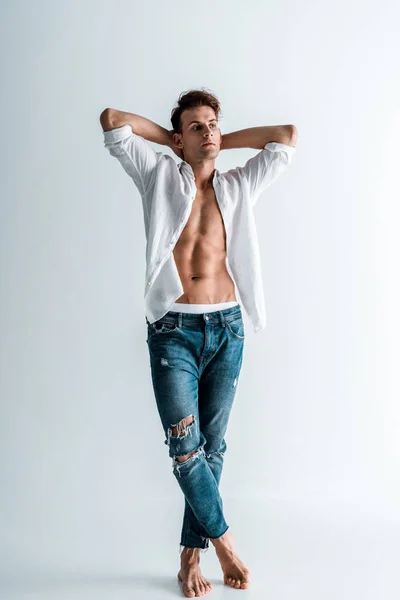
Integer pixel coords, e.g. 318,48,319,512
177,547,212,597
210,529,250,589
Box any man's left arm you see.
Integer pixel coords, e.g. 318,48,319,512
221,125,298,203
221,125,297,150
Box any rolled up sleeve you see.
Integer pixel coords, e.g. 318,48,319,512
103,124,162,197
243,142,296,206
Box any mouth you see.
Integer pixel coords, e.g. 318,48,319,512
202,142,216,147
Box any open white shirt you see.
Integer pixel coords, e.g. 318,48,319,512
103,125,296,332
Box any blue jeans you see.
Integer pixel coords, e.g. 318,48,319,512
145,304,245,551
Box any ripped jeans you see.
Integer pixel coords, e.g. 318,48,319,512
145,304,245,552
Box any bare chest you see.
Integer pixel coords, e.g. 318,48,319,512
179,186,226,246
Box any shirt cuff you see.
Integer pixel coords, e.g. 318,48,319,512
264,141,296,157
103,124,133,145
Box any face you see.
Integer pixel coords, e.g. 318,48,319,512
173,106,222,162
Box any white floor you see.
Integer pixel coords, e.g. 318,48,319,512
1,496,399,600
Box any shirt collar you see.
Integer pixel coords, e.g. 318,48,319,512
179,160,220,181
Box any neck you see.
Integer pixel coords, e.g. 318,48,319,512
185,160,216,191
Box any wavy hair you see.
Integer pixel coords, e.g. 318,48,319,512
170,88,223,134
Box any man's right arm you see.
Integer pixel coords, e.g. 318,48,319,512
100,108,172,148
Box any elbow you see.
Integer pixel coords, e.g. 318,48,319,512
287,124,298,146
277,125,298,147
99,108,116,130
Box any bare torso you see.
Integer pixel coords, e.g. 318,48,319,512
173,184,237,304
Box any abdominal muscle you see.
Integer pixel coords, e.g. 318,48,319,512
172,236,237,304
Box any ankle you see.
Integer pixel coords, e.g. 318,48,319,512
180,546,200,563
211,529,231,544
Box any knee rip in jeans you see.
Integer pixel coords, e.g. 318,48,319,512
166,414,195,447
172,446,205,478
166,415,204,477
204,449,225,459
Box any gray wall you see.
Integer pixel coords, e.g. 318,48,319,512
1,0,399,580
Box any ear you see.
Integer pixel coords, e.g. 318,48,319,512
173,132,183,148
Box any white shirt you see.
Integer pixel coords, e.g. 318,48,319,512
103,124,296,333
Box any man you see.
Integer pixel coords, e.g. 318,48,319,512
100,89,297,597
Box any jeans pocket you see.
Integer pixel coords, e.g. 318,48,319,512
147,320,179,341
225,316,245,340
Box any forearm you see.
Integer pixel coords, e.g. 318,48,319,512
221,125,293,150
100,108,171,147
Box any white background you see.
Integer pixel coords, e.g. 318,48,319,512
1,0,399,598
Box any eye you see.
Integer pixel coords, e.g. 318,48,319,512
193,122,217,130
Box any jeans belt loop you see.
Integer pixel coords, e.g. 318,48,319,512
219,310,226,328
178,312,182,328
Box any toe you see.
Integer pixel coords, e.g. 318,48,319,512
235,580,241,588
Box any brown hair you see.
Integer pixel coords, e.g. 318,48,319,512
170,88,223,134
